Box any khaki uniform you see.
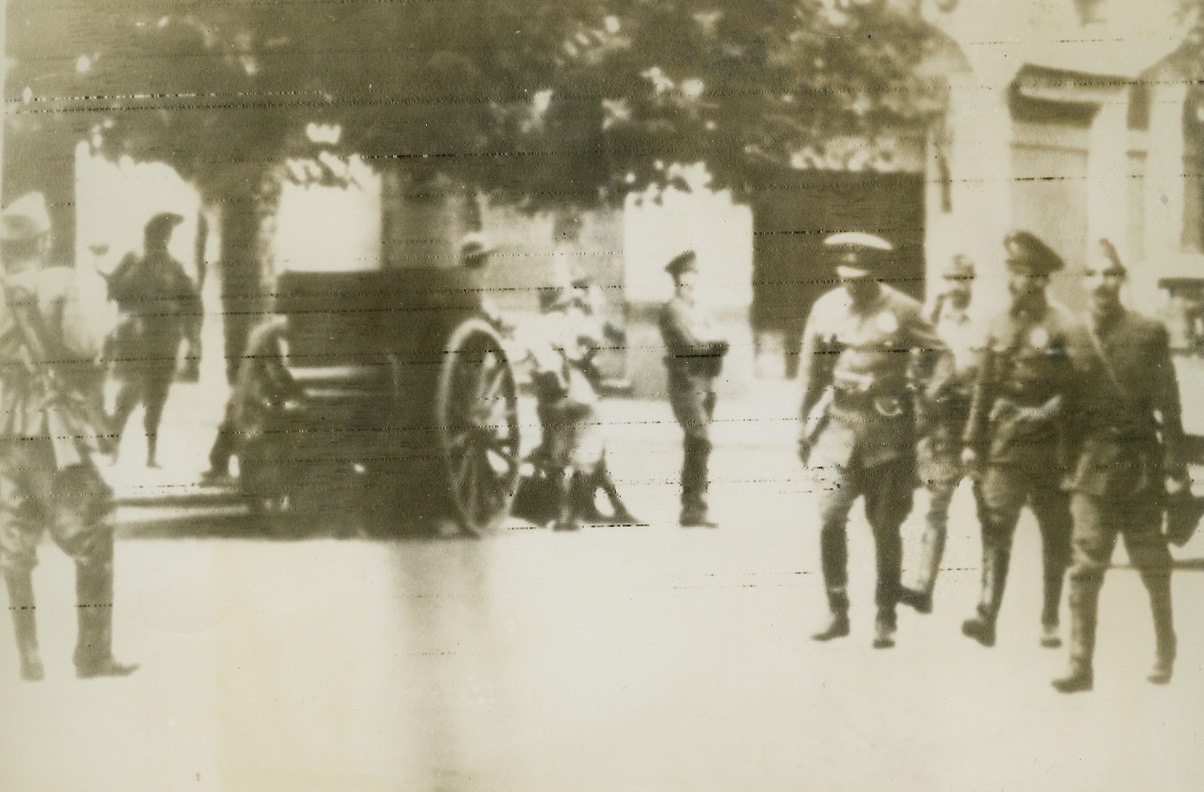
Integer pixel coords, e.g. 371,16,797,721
1062,309,1183,677
963,300,1081,636
1,266,126,677
660,296,726,522
799,284,947,620
910,300,986,597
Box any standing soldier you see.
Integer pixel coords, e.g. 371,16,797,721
899,255,987,614
960,231,1079,649
106,212,202,468
1052,240,1186,692
0,193,137,680
798,233,948,649
659,250,728,528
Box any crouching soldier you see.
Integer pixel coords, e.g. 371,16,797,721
798,233,949,649
1052,240,1186,692
1,193,136,680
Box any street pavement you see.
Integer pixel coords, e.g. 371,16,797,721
2,380,1204,791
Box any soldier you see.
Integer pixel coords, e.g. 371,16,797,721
659,250,729,528
798,233,948,649
1052,240,1186,693
899,255,987,614
0,193,137,680
107,212,203,467
960,231,1079,649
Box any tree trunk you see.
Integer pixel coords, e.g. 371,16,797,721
215,168,283,383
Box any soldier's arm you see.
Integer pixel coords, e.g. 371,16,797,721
1151,322,1188,478
962,328,997,454
903,301,952,398
798,306,834,423
660,300,721,356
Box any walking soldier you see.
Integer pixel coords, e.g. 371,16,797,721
0,193,137,681
961,231,1080,649
798,233,949,649
1052,240,1186,692
659,250,729,528
899,255,987,614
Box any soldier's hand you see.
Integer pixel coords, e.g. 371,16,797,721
797,438,813,467
960,447,977,468
1166,475,1189,497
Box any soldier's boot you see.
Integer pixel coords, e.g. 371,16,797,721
962,548,1009,648
1147,579,1176,686
1052,580,1097,694
812,590,851,642
872,607,897,650
900,527,946,615
145,432,159,469
680,435,714,527
1039,558,1066,649
73,561,138,679
5,572,43,681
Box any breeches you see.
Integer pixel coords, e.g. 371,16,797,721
978,464,1071,568
1068,493,1169,590
815,454,914,608
0,439,115,573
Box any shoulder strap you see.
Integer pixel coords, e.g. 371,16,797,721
1086,323,1128,400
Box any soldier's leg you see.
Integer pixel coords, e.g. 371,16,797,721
0,443,52,681
963,465,1025,646
1030,475,1073,646
1053,493,1114,693
109,377,143,454
671,379,714,525
863,459,914,648
811,463,861,641
902,478,955,612
50,464,137,678
202,402,239,479
1121,499,1176,684
142,368,174,468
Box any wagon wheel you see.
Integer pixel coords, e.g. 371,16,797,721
437,319,521,536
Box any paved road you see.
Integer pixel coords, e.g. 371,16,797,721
3,391,1204,791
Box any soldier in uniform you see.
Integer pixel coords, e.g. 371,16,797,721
798,233,949,649
1052,240,1186,692
106,212,203,467
961,231,1080,649
0,193,137,681
659,251,729,528
899,255,987,614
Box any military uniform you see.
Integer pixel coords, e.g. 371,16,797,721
659,251,728,527
0,192,135,681
962,232,1079,648
107,212,202,467
799,233,948,647
903,259,987,611
1056,306,1183,690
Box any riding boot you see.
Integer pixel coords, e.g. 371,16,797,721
1053,577,1098,693
5,572,43,681
146,432,159,469
963,547,1009,647
73,561,138,679
1147,576,1176,685
901,526,946,614
812,589,851,642
1040,555,1066,648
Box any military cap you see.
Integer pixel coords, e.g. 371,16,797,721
665,249,698,278
1003,230,1063,276
144,212,184,240
460,231,496,267
824,231,892,277
942,254,975,280
0,192,51,242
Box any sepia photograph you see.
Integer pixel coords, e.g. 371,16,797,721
2,1,1204,789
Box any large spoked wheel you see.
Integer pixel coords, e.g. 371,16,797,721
437,319,521,536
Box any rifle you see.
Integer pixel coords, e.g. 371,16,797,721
2,277,114,463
